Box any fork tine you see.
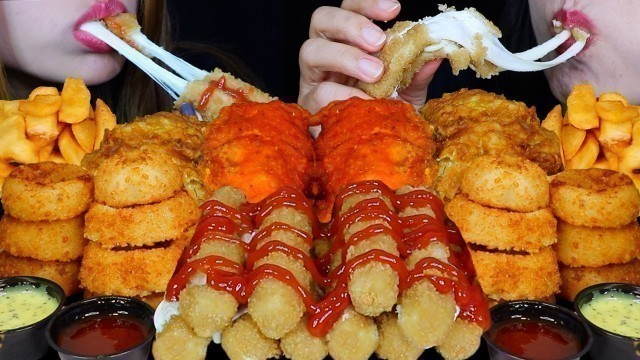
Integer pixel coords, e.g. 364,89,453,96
515,30,571,60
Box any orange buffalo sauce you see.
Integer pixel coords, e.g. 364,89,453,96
166,182,490,337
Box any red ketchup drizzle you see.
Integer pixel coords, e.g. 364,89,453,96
165,183,490,337
198,76,250,111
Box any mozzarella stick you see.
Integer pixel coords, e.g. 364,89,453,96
221,314,282,360
326,307,379,360
375,312,424,360
339,191,401,316
152,316,209,360
280,316,329,360
248,202,317,339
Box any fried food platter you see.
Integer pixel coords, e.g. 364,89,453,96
2,8,640,360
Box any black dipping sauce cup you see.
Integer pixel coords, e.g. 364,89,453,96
483,300,592,360
0,276,66,360
575,283,640,360
46,296,155,360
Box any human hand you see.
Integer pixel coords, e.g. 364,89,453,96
298,0,443,113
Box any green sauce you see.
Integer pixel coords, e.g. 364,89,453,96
0,284,59,332
580,290,640,338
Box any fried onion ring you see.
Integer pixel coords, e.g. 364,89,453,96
550,168,640,227
559,259,640,301
79,235,189,297
468,246,561,301
0,251,80,295
461,155,549,212
0,215,86,262
446,195,557,252
94,145,182,208
1,162,92,221
555,220,640,267
84,191,200,248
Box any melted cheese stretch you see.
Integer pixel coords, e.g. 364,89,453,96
0,284,59,331
580,291,640,338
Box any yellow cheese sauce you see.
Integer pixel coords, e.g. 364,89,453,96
580,291,640,338
0,284,59,332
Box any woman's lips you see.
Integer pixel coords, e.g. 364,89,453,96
73,0,127,52
553,9,594,55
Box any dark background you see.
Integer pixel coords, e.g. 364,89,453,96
166,0,557,117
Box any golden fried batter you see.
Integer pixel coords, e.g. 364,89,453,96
420,89,562,201
312,98,438,222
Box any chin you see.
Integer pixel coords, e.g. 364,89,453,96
74,53,126,86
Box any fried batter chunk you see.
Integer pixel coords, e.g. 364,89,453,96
199,101,314,203
313,98,438,222
420,89,562,201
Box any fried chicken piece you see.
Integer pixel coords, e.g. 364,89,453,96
199,101,314,203
313,98,438,222
420,89,562,201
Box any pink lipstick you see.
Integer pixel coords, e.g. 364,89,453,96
553,9,594,55
73,0,127,52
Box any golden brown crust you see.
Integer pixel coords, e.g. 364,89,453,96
2,162,93,221
555,220,640,267
84,191,200,248
79,234,189,297
446,195,557,253
469,246,561,301
421,90,562,201
93,145,183,208
0,215,86,262
460,155,549,212
550,169,640,227
559,259,640,301
0,251,80,295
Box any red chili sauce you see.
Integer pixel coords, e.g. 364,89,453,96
56,315,151,356
488,319,581,360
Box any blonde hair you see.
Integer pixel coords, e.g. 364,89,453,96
0,0,172,122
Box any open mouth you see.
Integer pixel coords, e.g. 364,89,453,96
553,9,594,55
72,0,127,52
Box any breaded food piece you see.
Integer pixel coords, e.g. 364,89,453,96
397,280,456,349
0,251,80,295
550,168,640,227
312,98,438,222
84,191,199,248
348,261,400,317
420,89,562,201
221,314,282,360
560,259,640,301
555,220,640,267
357,22,432,99
248,277,306,339
176,68,274,121
375,312,424,360
327,307,379,360
152,316,208,360
446,195,557,253
280,316,329,360
93,145,182,208
435,318,484,360
461,155,549,212
79,234,188,297
469,246,561,301
260,206,313,242
200,101,313,204
190,240,245,265
178,285,239,338
2,162,92,221
0,215,86,262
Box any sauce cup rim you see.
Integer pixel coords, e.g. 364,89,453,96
45,295,156,359
574,282,640,341
0,276,66,334
483,300,593,360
